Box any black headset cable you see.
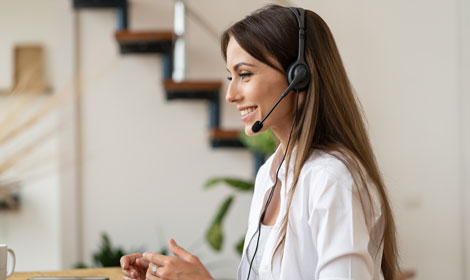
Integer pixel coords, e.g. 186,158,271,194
246,90,300,280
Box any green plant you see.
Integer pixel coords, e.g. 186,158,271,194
204,129,277,255
93,233,127,267
238,129,277,157
75,232,168,268
74,233,126,268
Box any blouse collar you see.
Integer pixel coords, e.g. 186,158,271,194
269,144,298,183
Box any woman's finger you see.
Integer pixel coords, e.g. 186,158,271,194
136,257,149,268
146,263,162,280
120,256,130,270
142,252,169,267
121,267,138,278
120,253,143,270
168,239,193,262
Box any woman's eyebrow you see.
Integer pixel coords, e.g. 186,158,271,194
226,62,256,73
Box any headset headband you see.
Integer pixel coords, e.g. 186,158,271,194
285,7,310,92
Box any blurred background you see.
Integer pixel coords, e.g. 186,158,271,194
0,0,469,279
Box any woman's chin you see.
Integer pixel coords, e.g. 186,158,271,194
244,125,256,136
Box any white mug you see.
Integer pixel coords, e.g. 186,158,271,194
0,245,15,280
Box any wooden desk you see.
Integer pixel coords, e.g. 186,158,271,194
11,267,416,280
11,268,123,280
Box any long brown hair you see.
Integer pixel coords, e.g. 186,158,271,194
221,5,400,280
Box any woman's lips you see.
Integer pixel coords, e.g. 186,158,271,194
241,107,258,122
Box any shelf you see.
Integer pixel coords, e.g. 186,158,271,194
0,192,20,211
0,87,54,95
73,0,127,8
164,80,222,100
209,128,244,148
115,30,174,54
0,181,20,211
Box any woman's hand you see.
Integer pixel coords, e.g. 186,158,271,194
120,253,149,280
143,238,213,280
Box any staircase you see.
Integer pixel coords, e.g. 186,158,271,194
72,0,263,174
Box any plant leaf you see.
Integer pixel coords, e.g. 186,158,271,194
206,221,223,251
205,196,234,251
235,236,245,256
92,233,126,267
238,129,277,157
213,195,234,223
74,262,88,269
204,177,254,192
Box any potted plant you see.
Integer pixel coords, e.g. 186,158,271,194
204,129,277,255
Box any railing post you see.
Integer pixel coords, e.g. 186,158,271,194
253,152,265,177
117,0,128,30
209,97,220,129
173,0,186,82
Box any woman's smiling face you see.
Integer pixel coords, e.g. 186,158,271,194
225,37,297,137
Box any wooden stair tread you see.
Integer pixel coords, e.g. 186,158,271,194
209,128,241,140
164,80,222,92
115,30,174,54
73,0,126,8
209,128,244,148
115,30,175,41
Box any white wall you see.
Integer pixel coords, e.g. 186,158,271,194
74,0,467,278
74,1,255,277
459,0,470,276
0,0,467,279
55,0,82,270
297,1,464,279
0,0,61,271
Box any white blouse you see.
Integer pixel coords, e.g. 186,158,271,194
240,223,274,279
237,145,385,280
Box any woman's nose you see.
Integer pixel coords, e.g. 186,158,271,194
225,82,240,103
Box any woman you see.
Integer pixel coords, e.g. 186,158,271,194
120,5,399,280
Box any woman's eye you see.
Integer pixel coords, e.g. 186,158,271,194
240,72,253,79
226,73,252,82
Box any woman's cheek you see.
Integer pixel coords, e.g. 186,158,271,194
246,82,266,104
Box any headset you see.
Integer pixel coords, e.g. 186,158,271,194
251,6,310,133
246,7,310,280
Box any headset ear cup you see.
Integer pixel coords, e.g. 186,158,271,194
286,62,310,91
286,62,296,85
